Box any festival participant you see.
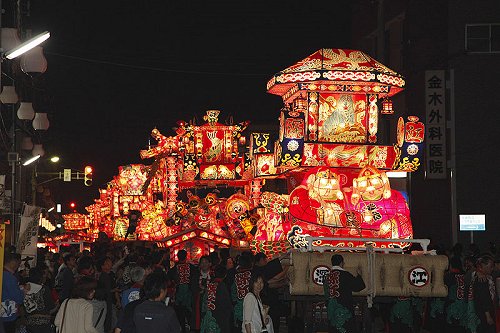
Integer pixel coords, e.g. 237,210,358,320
193,256,213,330
133,271,180,333
444,258,467,332
242,274,273,333
200,265,232,333
55,253,76,302
468,255,496,333
323,254,365,333
24,266,57,333
2,252,28,333
170,249,197,332
232,254,253,332
54,276,101,333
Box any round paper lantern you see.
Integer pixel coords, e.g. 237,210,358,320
1,28,21,52
21,137,34,150
17,102,35,120
32,144,45,157
21,47,47,74
0,86,18,104
32,113,49,130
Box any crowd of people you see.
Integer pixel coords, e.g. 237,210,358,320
1,240,500,333
0,242,289,333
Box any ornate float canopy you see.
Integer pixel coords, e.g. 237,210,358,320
267,48,405,101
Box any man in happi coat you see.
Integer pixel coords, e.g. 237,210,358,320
170,249,198,332
323,254,365,333
231,254,253,331
201,265,232,333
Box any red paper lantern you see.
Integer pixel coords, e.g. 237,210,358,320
381,98,394,114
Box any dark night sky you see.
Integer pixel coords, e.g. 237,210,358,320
30,0,352,209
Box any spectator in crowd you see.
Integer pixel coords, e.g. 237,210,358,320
95,257,118,333
120,266,145,308
76,256,96,280
2,252,27,333
24,266,57,333
242,274,273,333
133,271,180,332
55,253,76,302
54,276,100,333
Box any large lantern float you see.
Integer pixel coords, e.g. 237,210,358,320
68,48,422,259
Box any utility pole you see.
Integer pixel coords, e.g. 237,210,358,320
377,0,385,62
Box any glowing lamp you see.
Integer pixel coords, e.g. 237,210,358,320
17,102,35,120
381,98,394,114
239,136,246,146
32,113,50,130
293,96,307,111
20,46,48,74
0,86,18,104
32,144,45,157
1,28,21,51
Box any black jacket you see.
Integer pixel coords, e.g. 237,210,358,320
133,300,181,333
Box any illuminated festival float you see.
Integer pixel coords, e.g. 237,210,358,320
61,49,425,260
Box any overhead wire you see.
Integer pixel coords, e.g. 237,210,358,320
45,51,271,78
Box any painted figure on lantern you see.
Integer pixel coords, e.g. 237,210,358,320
254,192,290,242
288,167,346,227
345,166,413,241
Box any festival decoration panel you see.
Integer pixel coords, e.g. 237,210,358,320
267,49,405,100
317,93,367,143
302,143,398,169
62,213,90,230
395,116,425,172
117,164,149,195
275,108,305,167
250,133,274,156
285,166,413,249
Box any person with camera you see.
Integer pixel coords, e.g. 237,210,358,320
242,274,273,333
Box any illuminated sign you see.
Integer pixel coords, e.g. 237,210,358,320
459,214,485,231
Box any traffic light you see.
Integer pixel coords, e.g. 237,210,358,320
84,166,93,186
69,202,76,211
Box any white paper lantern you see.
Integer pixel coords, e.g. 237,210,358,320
32,144,45,157
17,102,35,120
1,28,21,52
32,112,49,130
21,137,34,150
0,86,19,104
21,47,47,74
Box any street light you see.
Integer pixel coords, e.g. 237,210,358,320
4,31,50,60
2,29,51,246
22,155,41,166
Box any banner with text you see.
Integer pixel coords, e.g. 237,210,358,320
425,70,447,179
16,204,41,269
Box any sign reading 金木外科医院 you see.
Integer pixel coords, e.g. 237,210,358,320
459,214,486,231
425,70,447,179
